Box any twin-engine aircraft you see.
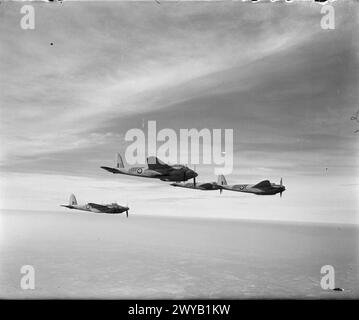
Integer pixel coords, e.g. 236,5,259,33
171,175,286,196
101,154,198,182
61,194,130,217
219,176,286,197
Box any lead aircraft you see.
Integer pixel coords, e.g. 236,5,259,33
101,153,198,182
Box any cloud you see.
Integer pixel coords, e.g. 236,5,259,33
0,2,326,160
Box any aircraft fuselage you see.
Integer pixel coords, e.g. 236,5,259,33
101,166,197,182
222,183,285,195
62,203,128,214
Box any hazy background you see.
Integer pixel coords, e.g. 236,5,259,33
0,1,358,224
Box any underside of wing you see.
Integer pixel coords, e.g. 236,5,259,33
252,180,272,189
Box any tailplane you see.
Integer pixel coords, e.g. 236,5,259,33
69,194,77,206
217,175,227,186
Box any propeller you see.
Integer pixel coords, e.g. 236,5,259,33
193,165,196,188
279,178,283,198
219,175,225,195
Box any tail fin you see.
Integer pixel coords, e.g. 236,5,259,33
69,194,77,206
115,153,124,169
217,175,227,186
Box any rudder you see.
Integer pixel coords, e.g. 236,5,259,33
69,194,77,206
217,175,227,186
115,153,124,168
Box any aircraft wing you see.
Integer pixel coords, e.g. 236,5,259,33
146,156,172,171
252,180,272,189
101,166,122,174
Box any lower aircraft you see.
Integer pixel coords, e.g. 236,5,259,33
101,154,197,182
61,194,130,217
218,175,286,197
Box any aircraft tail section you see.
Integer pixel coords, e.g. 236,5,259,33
69,194,77,206
116,153,124,169
217,175,227,186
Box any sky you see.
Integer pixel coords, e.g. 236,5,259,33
0,1,358,224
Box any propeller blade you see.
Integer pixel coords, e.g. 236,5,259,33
126,210,128,218
280,191,282,198
280,178,283,186
194,164,197,187
220,188,223,195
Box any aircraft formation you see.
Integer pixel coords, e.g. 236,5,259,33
61,153,286,216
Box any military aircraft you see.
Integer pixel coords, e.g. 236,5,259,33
170,174,222,192
218,175,286,197
101,153,198,182
61,194,130,217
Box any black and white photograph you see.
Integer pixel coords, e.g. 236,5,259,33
0,0,358,307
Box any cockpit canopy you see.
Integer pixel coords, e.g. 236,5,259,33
171,164,187,170
108,203,119,207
